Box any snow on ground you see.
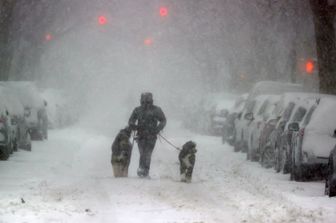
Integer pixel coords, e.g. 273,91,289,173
0,122,335,223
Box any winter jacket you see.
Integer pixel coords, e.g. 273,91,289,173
128,105,166,138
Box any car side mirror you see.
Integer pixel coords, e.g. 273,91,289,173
288,122,299,131
244,112,254,121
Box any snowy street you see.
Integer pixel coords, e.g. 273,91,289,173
0,122,335,223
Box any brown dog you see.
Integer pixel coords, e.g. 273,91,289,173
111,127,132,177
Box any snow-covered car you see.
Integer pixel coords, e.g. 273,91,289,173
222,94,248,145
246,81,304,102
5,82,46,141
325,144,336,197
275,97,319,174
0,83,32,155
0,111,12,160
210,98,236,136
236,81,304,154
246,95,280,161
0,84,26,160
259,93,317,170
291,97,336,181
234,99,257,152
40,88,77,129
235,95,271,153
191,92,237,134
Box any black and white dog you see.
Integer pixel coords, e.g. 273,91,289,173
179,141,197,183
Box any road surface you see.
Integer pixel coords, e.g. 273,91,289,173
0,122,335,223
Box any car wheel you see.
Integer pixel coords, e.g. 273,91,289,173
13,139,18,152
247,135,253,160
261,146,275,168
0,145,10,160
281,148,290,174
291,148,303,181
234,141,241,152
325,157,336,197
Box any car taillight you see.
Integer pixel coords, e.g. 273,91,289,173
299,128,305,137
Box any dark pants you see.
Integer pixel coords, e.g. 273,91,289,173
137,137,156,177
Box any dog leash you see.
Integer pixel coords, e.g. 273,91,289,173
158,133,181,152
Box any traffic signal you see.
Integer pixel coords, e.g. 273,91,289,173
45,33,53,41
159,7,169,17
298,58,316,76
305,59,315,75
98,16,108,25
144,38,153,46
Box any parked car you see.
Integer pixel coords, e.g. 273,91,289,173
275,98,318,174
221,94,247,145
259,93,317,170
235,81,304,154
246,81,304,103
234,99,257,152
0,84,26,160
0,83,32,158
325,144,336,197
246,95,280,161
4,82,46,141
0,109,13,160
291,97,336,181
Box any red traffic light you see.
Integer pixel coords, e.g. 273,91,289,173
305,59,315,74
45,33,53,41
159,7,168,17
144,38,153,46
98,16,108,25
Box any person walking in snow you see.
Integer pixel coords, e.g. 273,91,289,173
111,127,133,177
179,141,197,183
128,92,166,178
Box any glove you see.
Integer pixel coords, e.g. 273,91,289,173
129,124,138,131
154,128,161,135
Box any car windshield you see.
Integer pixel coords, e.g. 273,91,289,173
257,100,269,116
282,102,295,120
245,100,256,113
292,107,307,122
303,105,316,126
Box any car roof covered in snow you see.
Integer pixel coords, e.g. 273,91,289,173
0,81,44,109
272,92,321,119
230,93,248,113
252,94,279,115
248,81,304,101
0,86,24,116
